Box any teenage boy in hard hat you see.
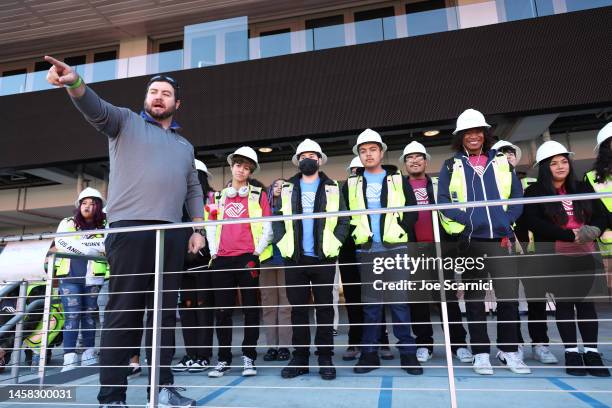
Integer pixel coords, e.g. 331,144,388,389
400,141,473,365
437,109,529,375
274,139,349,380
205,146,273,378
44,57,203,407
343,129,423,375
341,157,394,362
493,140,559,365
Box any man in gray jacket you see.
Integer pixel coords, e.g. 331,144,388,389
45,56,204,408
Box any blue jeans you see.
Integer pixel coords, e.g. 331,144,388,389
59,281,101,353
361,303,416,355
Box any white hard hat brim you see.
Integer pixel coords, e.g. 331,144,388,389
74,195,106,208
533,151,575,168
352,141,388,155
292,152,328,167
452,123,491,135
227,153,260,174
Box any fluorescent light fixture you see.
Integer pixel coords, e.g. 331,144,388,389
258,147,273,153
423,129,440,137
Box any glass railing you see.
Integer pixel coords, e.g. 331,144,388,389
1,0,610,97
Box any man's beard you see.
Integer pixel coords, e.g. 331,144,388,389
144,102,177,120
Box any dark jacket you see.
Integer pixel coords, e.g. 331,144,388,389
517,180,607,254
437,150,523,240
341,164,418,248
272,171,349,262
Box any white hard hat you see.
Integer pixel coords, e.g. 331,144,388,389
399,141,431,163
535,140,574,166
353,128,387,155
492,140,522,163
75,187,105,208
346,156,364,173
227,146,260,173
453,108,491,135
194,159,212,178
595,122,612,150
292,139,328,166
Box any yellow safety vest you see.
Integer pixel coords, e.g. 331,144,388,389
276,180,343,259
347,171,408,246
23,288,64,351
585,170,612,256
439,153,513,235
215,185,273,262
55,219,108,278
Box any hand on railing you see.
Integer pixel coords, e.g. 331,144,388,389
187,231,205,255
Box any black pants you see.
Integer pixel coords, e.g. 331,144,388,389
457,239,520,354
285,257,335,357
338,239,363,347
98,221,188,404
179,270,215,360
409,242,467,353
556,301,598,348
210,253,260,363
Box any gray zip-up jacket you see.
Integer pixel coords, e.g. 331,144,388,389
71,86,203,224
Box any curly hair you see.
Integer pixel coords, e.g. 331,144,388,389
593,138,612,183
451,128,496,153
73,197,106,230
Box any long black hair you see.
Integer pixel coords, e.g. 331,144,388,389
267,178,285,211
451,127,496,153
537,154,591,225
198,171,213,197
593,138,612,183
73,197,106,230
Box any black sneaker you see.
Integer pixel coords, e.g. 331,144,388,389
264,348,279,361
278,348,291,361
583,351,611,377
565,351,587,376
172,355,193,372
354,352,380,374
188,358,210,373
400,354,423,375
342,346,360,361
318,356,336,380
281,356,309,379
380,345,394,360
158,386,195,407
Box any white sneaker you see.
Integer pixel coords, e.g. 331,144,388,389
473,353,494,375
172,356,194,372
533,345,558,364
208,361,230,378
61,352,80,372
416,348,432,363
497,351,531,374
454,347,473,363
81,348,97,366
242,355,257,376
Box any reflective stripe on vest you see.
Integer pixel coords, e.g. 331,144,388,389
23,302,64,350
347,171,408,245
276,181,343,259
439,154,512,236
585,170,612,253
55,221,107,278
215,185,272,262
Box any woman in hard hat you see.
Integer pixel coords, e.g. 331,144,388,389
173,159,216,374
437,109,528,375
259,178,292,363
520,140,609,377
54,187,107,371
585,122,612,272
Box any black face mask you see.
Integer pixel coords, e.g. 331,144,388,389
298,158,319,176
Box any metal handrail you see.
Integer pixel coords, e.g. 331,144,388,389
0,192,610,242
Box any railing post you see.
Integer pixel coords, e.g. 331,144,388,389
9,281,28,383
38,253,55,384
432,211,458,408
150,229,165,407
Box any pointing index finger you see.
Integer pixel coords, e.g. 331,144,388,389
44,55,68,69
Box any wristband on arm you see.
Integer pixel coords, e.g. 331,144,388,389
67,76,83,89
